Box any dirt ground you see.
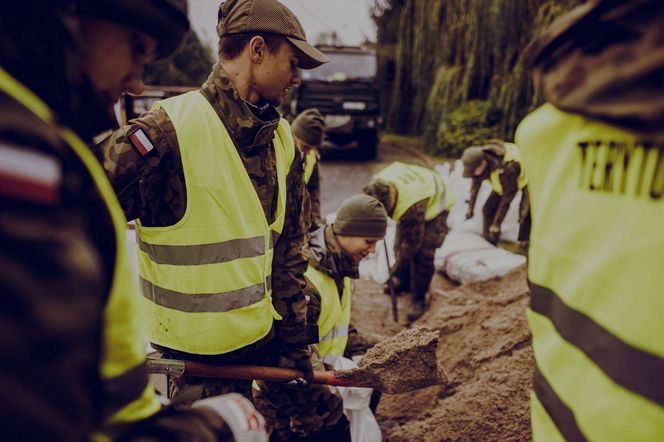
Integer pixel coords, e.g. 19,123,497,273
350,267,533,442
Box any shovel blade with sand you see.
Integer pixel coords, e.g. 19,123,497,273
147,328,446,394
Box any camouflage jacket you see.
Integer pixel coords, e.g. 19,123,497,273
97,64,314,354
526,0,664,134
305,226,371,359
468,158,522,228
0,83,229,439
306,159,322,228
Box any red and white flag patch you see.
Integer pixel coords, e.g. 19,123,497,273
0,143,61,205
128,128,155,156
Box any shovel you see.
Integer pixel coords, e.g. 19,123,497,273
147,327,447,394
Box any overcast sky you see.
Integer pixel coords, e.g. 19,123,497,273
190,0,377,51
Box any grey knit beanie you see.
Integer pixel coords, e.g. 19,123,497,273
292,108,325,146
333,194,388,237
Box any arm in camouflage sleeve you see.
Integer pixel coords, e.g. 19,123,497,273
0,163,231,442
491,161,521,229
272,157,316,345
307,162,322,227
0,194,106,439
96,108,181,223
394,199,428,271
466,177,482,219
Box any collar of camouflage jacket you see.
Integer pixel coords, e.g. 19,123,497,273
526,0,664,134
200,63,281,153
308,225,360,280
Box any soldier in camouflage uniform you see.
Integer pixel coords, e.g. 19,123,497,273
0,1,265,440
364,163,453,322
461,140,531,244
96,0,344,437
292,108,325,229
254,194,387,440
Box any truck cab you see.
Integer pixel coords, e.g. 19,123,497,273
290,45,381,160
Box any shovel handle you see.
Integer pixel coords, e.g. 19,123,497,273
147,358,360,388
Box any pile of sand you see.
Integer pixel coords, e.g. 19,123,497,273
354,266,533,441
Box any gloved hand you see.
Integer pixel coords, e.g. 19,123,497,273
465,207,474,220
193,393,268,442
488,224,501,244
280,344,314,386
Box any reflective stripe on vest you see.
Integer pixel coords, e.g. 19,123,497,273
489,142,528,195
304,149,317,184
374,161,453,221
305,265,352,364
516,103,664,441
137,91,294,355
0,68,161,439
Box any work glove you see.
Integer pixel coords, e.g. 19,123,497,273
193,393,268,442
488,224,501,244
280,344,315,386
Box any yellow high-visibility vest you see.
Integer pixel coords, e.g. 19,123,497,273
304,149,318,184
305,265,352,365
137,91,295,355
516,103,664,441
0,67,161,440
488,142,528,195
374,161,454,221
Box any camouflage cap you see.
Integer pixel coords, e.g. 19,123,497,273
75,0,189,60
217,0,329,69
461,146,486,178
292,108,325,147
363,179,397,216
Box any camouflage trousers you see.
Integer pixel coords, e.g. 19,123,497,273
253,349,347,441
395,211,449,301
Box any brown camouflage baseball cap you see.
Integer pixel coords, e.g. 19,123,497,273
217,0,329,69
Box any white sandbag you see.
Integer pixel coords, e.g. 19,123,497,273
331,356,382,442
434,231,526,284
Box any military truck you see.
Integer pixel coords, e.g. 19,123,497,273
290,45,381,160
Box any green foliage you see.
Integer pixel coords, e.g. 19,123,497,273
373,0,582,157
144,31,215,87
434,100,502,157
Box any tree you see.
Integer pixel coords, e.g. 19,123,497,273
144,30,215,86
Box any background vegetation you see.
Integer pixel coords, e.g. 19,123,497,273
372,0,581,157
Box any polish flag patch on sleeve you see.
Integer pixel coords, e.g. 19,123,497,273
128,128,155,156
0,142,62,205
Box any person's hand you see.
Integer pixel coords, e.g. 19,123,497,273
488,224,501,244
280,344,314,386
465,208,474,220
193,393,268,442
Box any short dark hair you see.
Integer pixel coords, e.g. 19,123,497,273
218,33,286,60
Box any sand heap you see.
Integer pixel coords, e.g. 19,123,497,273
378,266,533,441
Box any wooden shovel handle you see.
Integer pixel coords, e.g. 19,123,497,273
147,357,360,388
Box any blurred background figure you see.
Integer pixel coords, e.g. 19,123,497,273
292,108,325,230
461,140,530,245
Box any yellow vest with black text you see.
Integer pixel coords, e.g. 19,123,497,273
305,265,352,365
374,161,454,221
137,91,294,355
489,142,528,195
516,103,664,441
0,68,161,440
304,149,318,184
